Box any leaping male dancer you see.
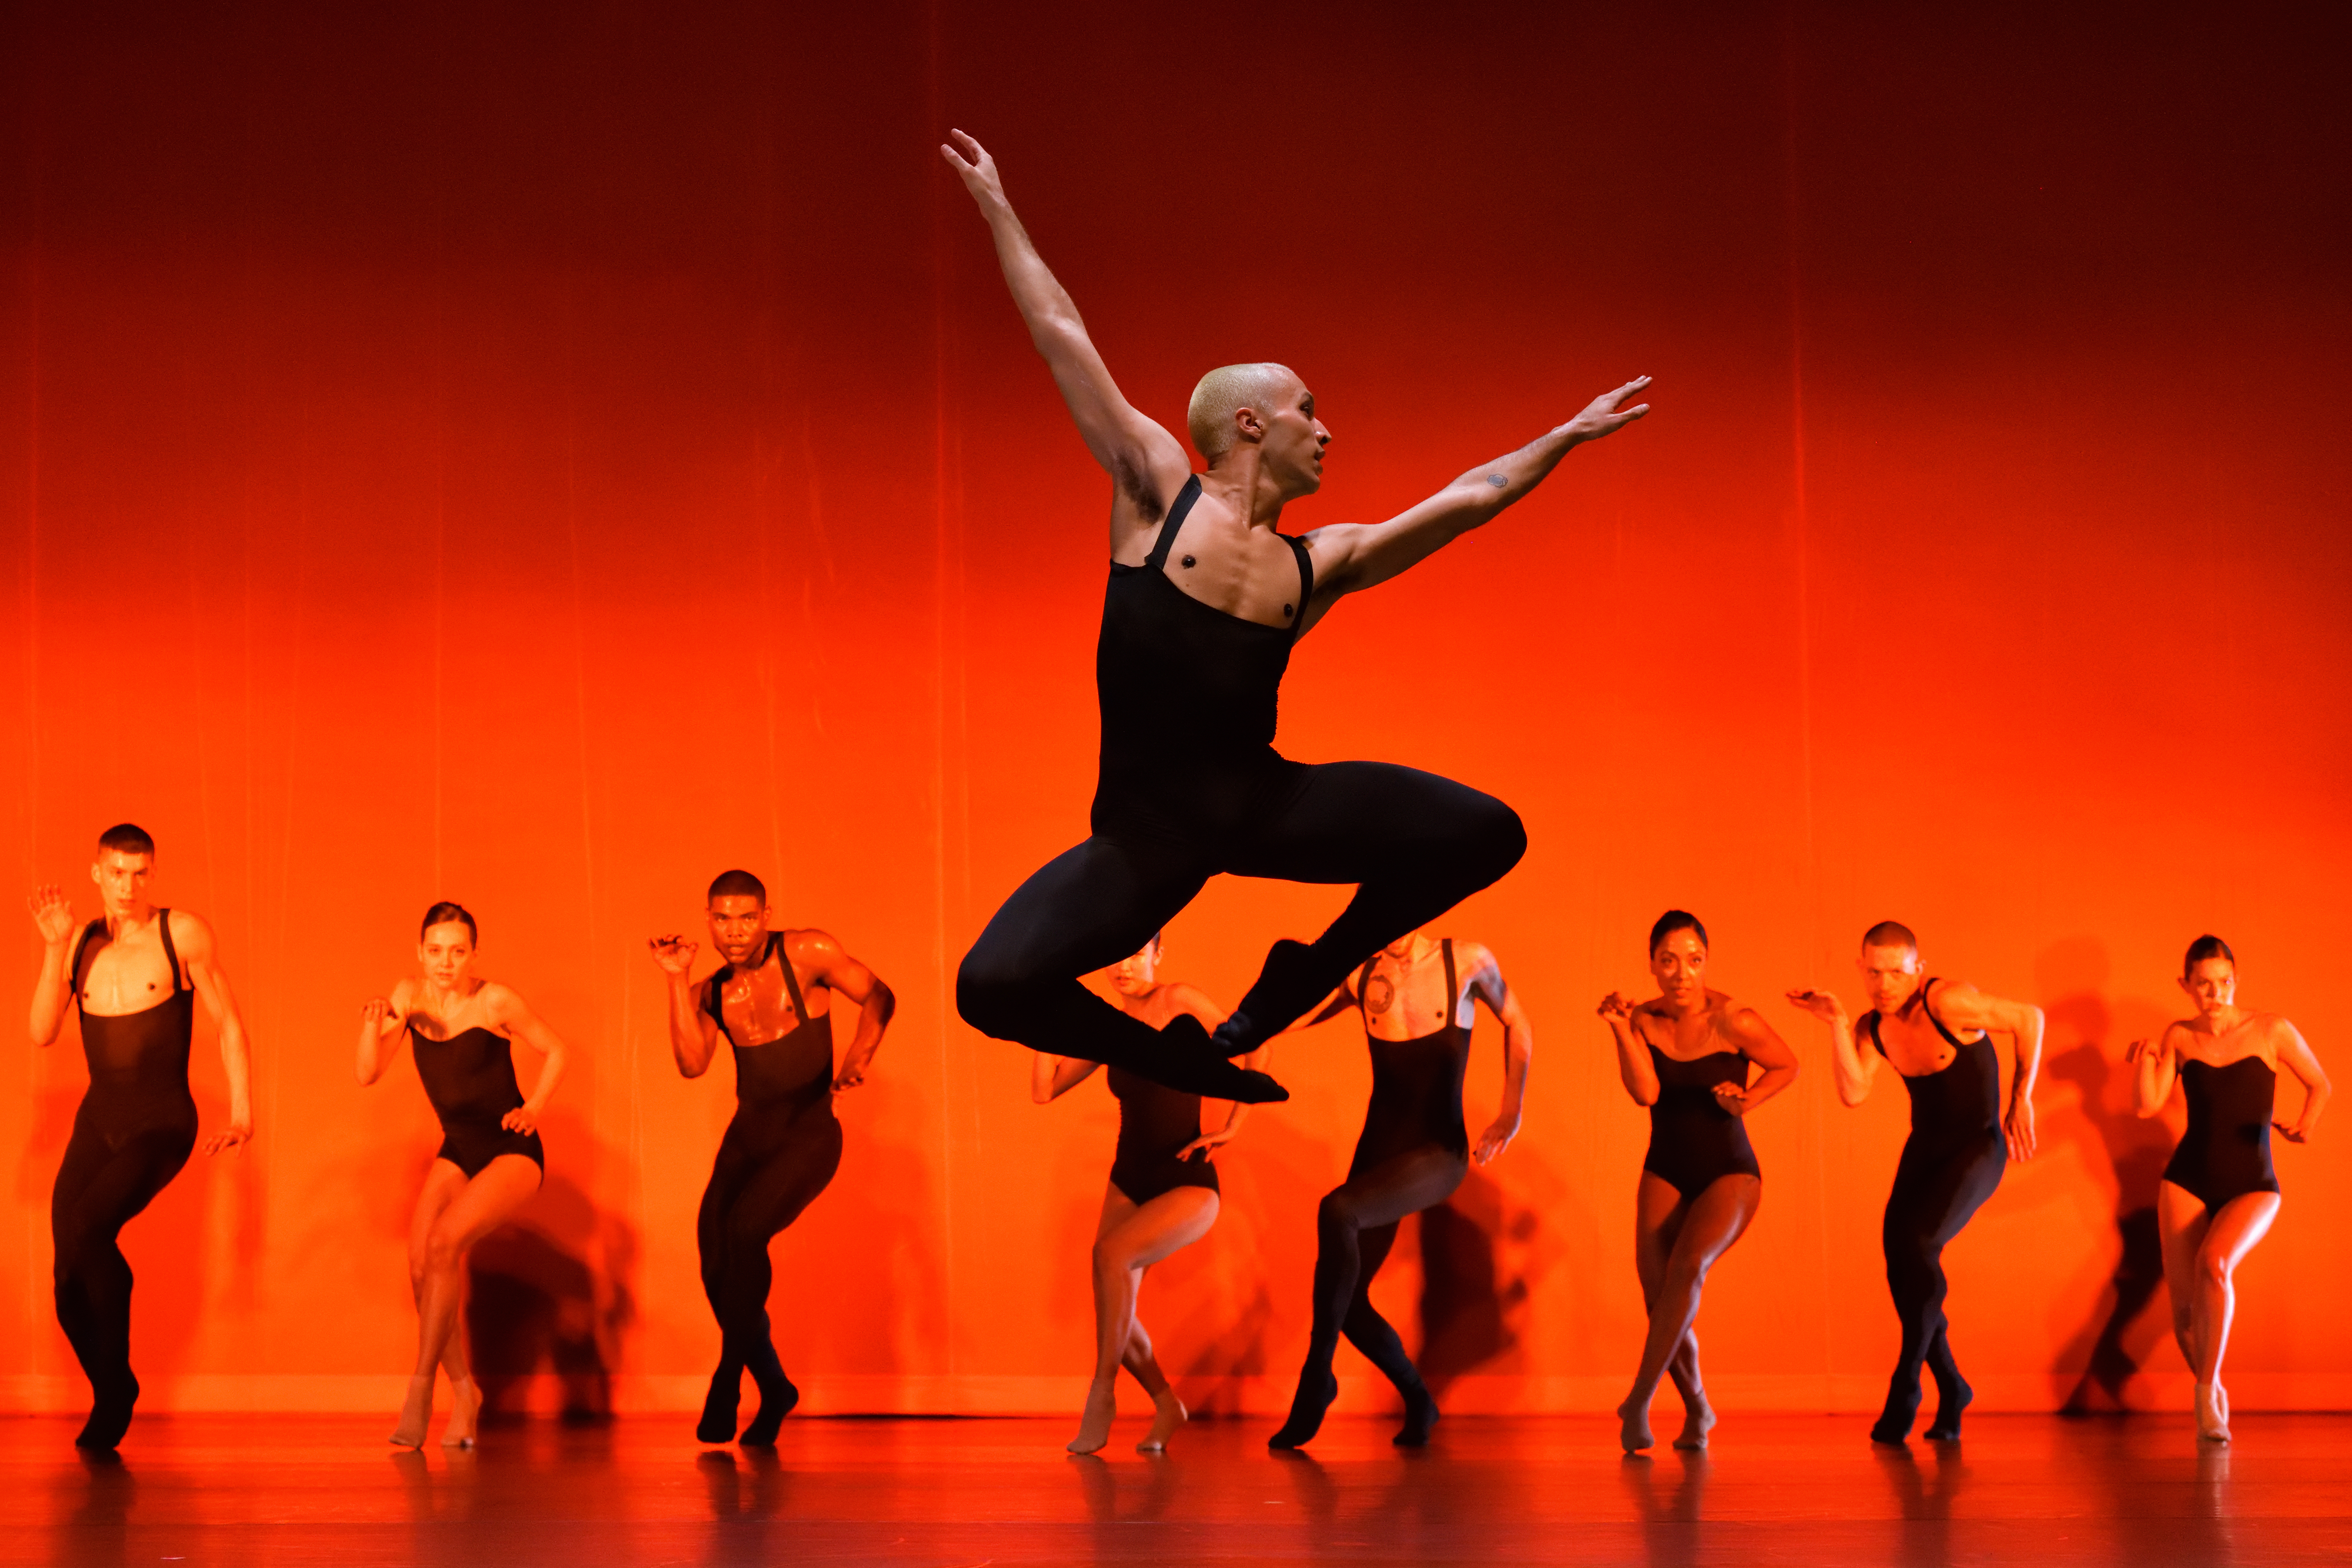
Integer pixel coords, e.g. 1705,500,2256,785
944,130,1648,1100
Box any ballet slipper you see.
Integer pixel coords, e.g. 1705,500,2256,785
1268,1368,1339,1450
439,1377,482,1449
1068,1381,1117,1455
1395,1384,1440,1448
389,1373,436,1449
1137,1390,1186,1453
1672,1392,1716,1451
2195,1382,2230,1444
1617,1395,1656,1455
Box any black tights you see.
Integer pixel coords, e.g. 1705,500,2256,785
52,1113,196,1450
696,1108,842,1444
957,761,1524,1094
1271,1144,1468,1448
1877,1132,2005,1441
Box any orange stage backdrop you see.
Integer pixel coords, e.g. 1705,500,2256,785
4,3,2347,1418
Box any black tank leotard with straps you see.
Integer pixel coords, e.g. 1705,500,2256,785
1641,1037,1761,1200
54,911,203,1448
1108,1065,1219,1206
1350,939,1473,1174
407,1018,544,1178
2162,1056,2280,1211
956,475,1528,1100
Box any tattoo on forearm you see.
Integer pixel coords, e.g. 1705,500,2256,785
1486,472,1508,488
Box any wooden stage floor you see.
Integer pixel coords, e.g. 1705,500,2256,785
6,1410,2347,1565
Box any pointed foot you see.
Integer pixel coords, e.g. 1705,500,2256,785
1616,1396,1655,1455
1138,1390,1186,1453
1268,1369,1339,1451
1395,1385,1439,1448
696,1361,743,1445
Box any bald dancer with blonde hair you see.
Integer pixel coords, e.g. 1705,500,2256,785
943,129,1649,1099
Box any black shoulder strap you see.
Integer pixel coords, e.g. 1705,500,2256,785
1441,938,1459,1031
1143,476,1204,571
772,932,811,1020
68,919,103,1007
1861,1010,1885,1056
1284,534,1315,640
704,963,737,1046
158,909,188,994
1916,978,1974,1049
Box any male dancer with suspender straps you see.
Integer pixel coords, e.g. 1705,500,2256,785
27,824,254,1450
942,130,1647,1100
651,870,895,1446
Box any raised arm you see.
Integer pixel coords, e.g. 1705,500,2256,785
1930,983,2045,1160
1300,378,1649,612
27,885,78,1047
2270,1016,2331,1143
1599,992,1660,1105
356,983,413,1086
1467,948,1531,1165
791,929,896,1092
1032,1050,1103,1103
649,935,720,1078
1788,987,1876,1105
939,131,1191,520
2128,1026,2182,1118
176,912,253,1155
1717,1006,1799,1117
484,983,568,1136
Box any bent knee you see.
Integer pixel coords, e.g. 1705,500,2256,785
1316,1192,1368,1236
955,948,1040,1038
2195,1253,2236,1289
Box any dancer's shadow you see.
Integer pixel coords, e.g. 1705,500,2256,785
52,1450,139,1568
1620,1448,1710,1568
1416,1166,1527,1396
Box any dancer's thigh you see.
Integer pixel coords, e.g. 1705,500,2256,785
729,1119,845,1245
52,1125,195,1261
967,835,1210,982
1227,762,1511,884
1329,1145,1470,1233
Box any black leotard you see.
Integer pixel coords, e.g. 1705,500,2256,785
957,476,1527,1101
1640,1040,1761,1200
2161,1056,2280,1211
694,933,841,1443
1107,1065,1217,1206
54,911,202,1449
1862,978,2006,1442
407,1019,544,1178
1270,941,1472,1450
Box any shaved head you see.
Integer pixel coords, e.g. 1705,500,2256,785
1187,362,1302,461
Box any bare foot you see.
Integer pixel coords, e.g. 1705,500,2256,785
1673,1392,1717,1451
1067,1380,1117,1455
389,1374,435,1449
2195,1382,2230,1444
1138,1390,1186,1453
1617,1395,1655,1455
440,1377,482,1448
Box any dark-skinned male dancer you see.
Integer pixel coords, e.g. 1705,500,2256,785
27,824,255,1450
651,870,896,1446
943,129,1648,1100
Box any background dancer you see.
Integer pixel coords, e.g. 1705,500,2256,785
1599,910,1796,1453
2130,935,2329,1443
1032,934,1261,1454
1268,927,1531,1450
651,870,896,1447
941,129,1646,1102
357,902,568,1448
26,824,254,1451
1789,921,2044,1444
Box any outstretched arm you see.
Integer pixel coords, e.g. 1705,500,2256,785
177,913,253,1154
1931,983,2044,1161
792,930,896,1091
1717,1006,1799,1117
940,131,1191,516
2271,1017,2330,1143
1469,949,1532,1164
1301,378,1649,608
649,935,721,1078
27,885,78,1047
486,984,568,1136
1788,987,1876,1105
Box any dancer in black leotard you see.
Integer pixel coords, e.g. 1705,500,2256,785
939,132,1646,1103
1790,921,2044,1444
358,902,568,1449
2131,935,2329,1443
1267,929,1532,1449
27,825,254,1451
1034,935,1259,1454
652,870,896,1447
1599,911,1795,1453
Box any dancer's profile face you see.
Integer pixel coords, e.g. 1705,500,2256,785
89,849,154,917
417,922,476,988
1649,930,1707,1002
1108,939,1160,996
706,895,768,964
2179,957,2237,1017
1858,942,1922,1010
1253,377,1329,499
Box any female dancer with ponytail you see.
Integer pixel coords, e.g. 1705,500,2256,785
357,902,568,1448
2132,935,2329,1443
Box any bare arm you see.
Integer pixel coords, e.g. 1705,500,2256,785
175,913,253,1154
27,885,78,1046
1469,949,1532,1165
484,983,568,1136
2271,1017,2331,1143
939,131,1191,517
1788,987,1875,1105
1717,1006,1799,1116
1598,992,1659,1105
2128,1026,2181,1119
355,983,413,1086
1153,983,1261,1160
791,930,896,1092
649,935,720,1078
1931,983,2045,1161
1301,379,1649,608
1032,1050,1102,1103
